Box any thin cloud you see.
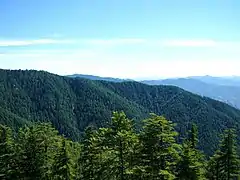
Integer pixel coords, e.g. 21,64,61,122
2,37,237,48
2,37,240,52
0,38,73,47
161,39,217,47
86,39,240,49
0,38,145,47
86,38,146,45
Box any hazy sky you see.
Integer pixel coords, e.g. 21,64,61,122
0,0,240,79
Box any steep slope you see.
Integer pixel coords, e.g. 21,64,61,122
0,69,240,154
0,70,147,139
142,78,240,109
0,106,30,130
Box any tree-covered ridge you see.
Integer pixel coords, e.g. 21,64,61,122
0,112,239,180
98,81,240,154
1,69,240,155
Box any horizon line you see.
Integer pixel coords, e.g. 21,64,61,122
0,68,239,81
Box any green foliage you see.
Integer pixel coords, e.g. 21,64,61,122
139,114,181,179
78,126,101,179
207,129,240,180
52,139,74,180
16,123,60,179
1,69,240,155
78,111,140,180
177,124,206,180
100,81,240,155
0,125,17,179
0,112,240,179
207,151,222,180
189,123,198,149
106,111,140,180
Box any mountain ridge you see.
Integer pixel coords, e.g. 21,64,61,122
67,74,134,82
67,74,240,109
142,77,240,109
1,69,240,154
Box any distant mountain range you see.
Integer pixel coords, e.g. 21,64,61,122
68,74,240,109
188,75,240,86
142,76,240,109
67,74,134,82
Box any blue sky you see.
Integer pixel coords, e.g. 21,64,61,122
0,0,240,79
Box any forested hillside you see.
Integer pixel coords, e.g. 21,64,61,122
1,69,240,155
0,112,239,179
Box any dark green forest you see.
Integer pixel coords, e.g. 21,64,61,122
1,69,240,155
0,112,239,179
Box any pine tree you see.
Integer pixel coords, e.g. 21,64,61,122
189,123,198,149
69,141,81,180
78,126,102,180
16,123,60,179
0,125,17,179
219,129,239,179
52,138,74,180
207,129,240,180
107,111,140,180
177,124,206,180
79,112,141,180
206,151,221,180
140,114,181,179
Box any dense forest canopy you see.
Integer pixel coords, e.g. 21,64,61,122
0,112,239,179
0,69,240,155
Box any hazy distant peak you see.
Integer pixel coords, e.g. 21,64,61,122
67,74,134,82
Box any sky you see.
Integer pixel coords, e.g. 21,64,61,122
0,0,240,79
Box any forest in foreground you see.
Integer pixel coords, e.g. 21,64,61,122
0,111,239,180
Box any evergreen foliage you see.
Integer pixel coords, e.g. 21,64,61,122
0,69,240,155
0,69,240,154
0,112,239,179
207,129,240,180
52,139,73,180
139,114,181,179
0,125,17,179
177,124,206,180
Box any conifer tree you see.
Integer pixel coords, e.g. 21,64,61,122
177,124,206,180
16,123,60,179
140,114,180,179
206,151,221,180
0,125,17,179
207,129,240,180
107,111,140,180
52,138,74,180
79,112,141,180
189,123,198,149
78,126,102,180
220,129,239,179
1,111,240,180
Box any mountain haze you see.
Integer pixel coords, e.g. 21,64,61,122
190,75,240,86
142,77,240,109
68,74,133,82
